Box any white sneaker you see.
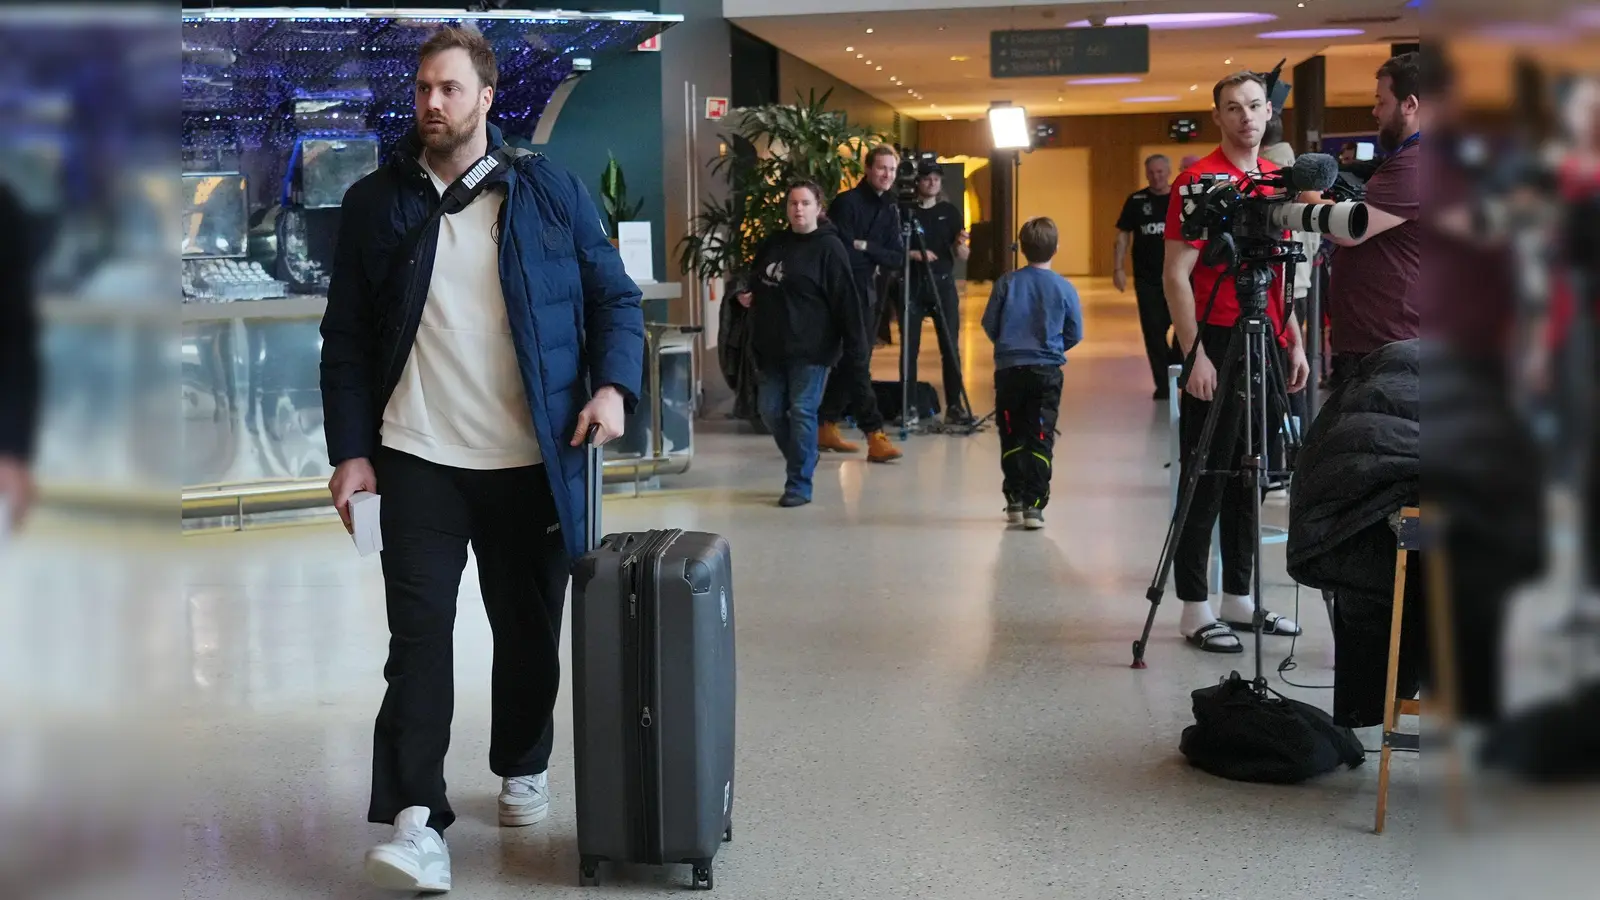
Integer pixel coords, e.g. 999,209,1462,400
498,772,550,827
364,806,451,893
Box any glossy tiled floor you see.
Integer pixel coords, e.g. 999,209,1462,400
2,279,1419,899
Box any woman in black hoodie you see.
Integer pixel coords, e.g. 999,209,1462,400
736,181,869,507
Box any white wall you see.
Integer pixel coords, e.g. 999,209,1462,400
1015,147,1091,277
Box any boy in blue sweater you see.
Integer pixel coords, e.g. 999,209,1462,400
981,217,1084,529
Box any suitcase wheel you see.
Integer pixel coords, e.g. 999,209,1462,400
692,864,714,891
579,860,601,887
723,824,733,843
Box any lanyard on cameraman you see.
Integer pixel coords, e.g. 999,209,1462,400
1375,132,1421,175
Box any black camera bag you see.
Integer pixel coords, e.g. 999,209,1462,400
1180,672,1366,784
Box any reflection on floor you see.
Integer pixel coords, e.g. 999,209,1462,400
1,278,1417,899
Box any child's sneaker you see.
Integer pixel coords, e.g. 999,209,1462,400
1005,503,1023,525
1023,509,1045,530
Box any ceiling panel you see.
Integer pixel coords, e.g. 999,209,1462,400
732,0,1423,119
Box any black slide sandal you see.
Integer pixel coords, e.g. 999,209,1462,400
1186,622,1244,654
1222,611,1302,636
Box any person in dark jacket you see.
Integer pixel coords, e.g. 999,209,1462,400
318,27,644,893
1286,340,1420,727
0,183,38,534
816,145,903,463
735,181,870,507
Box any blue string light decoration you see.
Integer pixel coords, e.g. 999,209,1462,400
180,13,665,203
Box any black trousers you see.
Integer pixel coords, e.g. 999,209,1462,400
1173,324,1285,604
1134,277,1181,396
900,269,966,413
995,364,1063,508
820,278,886,433
368,447,571,834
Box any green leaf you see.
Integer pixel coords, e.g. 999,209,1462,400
677,89,888,278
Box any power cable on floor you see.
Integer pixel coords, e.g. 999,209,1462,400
1276,582,1335,691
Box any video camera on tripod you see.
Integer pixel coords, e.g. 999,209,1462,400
893,148,939,207
1177,152,1369,275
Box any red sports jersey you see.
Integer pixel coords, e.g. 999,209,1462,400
1165,147,1290,346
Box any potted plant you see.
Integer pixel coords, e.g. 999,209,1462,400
599,152,645,245
678,89,883,284
677,90,885,421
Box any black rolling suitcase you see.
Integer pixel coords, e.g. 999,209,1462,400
571,428,736,890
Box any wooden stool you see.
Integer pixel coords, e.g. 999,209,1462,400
1375,506,1464,834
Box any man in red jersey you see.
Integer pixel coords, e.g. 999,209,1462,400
1162,70,1312,653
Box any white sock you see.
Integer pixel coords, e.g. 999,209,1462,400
1219,593,1256,623
1180,600,1218,637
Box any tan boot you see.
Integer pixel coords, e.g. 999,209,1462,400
817,421,860,454
866,430,903,463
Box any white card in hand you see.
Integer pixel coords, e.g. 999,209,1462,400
349,491,383,557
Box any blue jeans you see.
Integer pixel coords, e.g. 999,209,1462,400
757,363,830,499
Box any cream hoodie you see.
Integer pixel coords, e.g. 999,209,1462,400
380,156,543,469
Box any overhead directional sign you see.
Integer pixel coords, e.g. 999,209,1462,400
991,26,1150,79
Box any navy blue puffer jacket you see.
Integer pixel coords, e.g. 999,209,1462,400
320,123,645,561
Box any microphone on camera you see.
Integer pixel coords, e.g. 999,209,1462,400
1256,153,1339,194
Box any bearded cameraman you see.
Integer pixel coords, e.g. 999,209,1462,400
1163,70,1312,654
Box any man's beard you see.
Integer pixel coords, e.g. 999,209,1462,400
1378,109,1407,152
418,107,480,154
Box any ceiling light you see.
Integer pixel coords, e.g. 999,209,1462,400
1257,28,1364,38
1062,12,1278,30
1297,1,1305,6
846,46,854,52
950,55,969,62
865,60,872,65
907,88,915,94
1224,58,1233,64
876,66,883,71
856,53,864,58
1057,95,1064,101
1190,84,1199,91
989,105,1030,150
866,27,874,33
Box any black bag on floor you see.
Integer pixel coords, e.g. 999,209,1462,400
873,379,940,421
1179,672,1365,784
571,429,736,890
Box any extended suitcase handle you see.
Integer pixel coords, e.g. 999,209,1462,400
584,423,603,553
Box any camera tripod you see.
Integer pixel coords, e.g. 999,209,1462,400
892,204,988,440
1131,256,1303,681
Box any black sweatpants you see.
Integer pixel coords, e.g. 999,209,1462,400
1134,277,1181,396
1173,324,1286,604
995,364,1063,508
901,269,966,413
820,279,886,434
368,446,571,835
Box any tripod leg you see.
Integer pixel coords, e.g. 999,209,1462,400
918,265,972,421
901,259,912,441
1248,328,1270,683
1133,329,1246,668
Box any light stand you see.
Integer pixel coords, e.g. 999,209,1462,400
988,103,1030,275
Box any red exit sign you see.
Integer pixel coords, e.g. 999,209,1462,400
705,97,729,120
636,35,660,52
